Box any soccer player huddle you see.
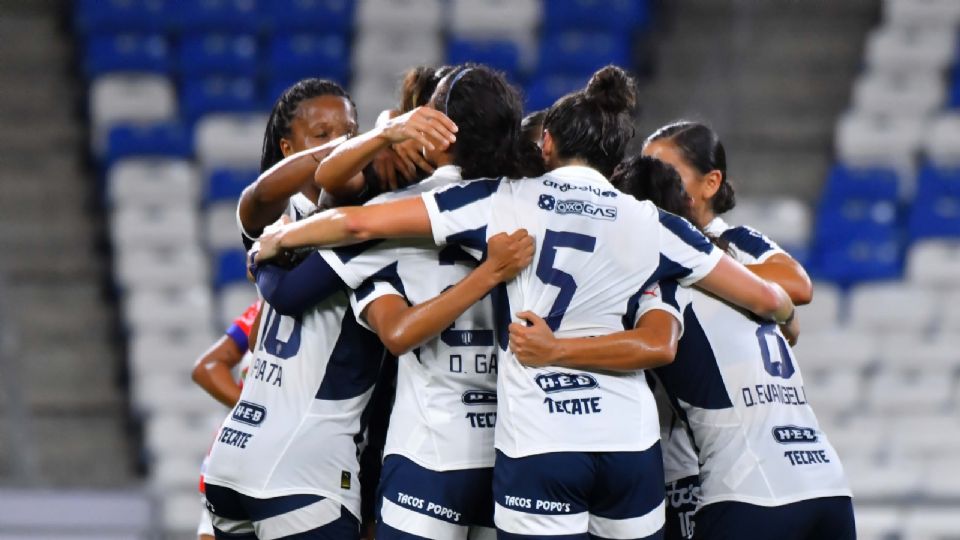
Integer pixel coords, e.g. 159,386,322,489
190,63,855,540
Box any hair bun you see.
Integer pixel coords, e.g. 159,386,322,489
585,65,637,113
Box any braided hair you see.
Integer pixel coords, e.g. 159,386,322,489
260,79,357,173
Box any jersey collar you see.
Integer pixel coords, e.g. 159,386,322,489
703,216,730,237
548,165,610,186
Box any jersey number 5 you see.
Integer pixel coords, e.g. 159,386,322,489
535,229,597,331
756,323,795,379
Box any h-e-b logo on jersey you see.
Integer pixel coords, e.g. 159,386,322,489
538,194,617,221
232,401,266,427
536,372,599,394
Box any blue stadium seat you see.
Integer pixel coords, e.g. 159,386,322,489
105,122,192,163
179,34,259,77
214,249,250,289
537,31,631,77
524,75,588,112
168,0,261,34
74,0,169,34
908,165,960,240
810,235,903,285
542,0,649,32
814,199,901,250
85,34,172,77
267,34,350,86
447,39,522,80
261,0,355,34
181,76,260,124
207,168,259,204
823,163,900,201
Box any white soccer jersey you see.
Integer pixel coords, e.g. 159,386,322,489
319,165,499,471
654,217,851,508
210,192,384,520
420,165,724,457
237,192,317,248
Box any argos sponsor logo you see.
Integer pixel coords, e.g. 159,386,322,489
535,372,598,394
232,401,266,427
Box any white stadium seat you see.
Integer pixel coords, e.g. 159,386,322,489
835,111,923,171
847,282,939,334
205,201,243,252
852,70,945,118
884,0,960,28
850,506,904,540
844,456,922,499
793,282,843,333
134,373,223,416
903,508,960,540
822,417,886,462
449,0,542,38
866,369,952,414
907,239,960,287
111,204,199,248
922,112,960,166
875,336,960,373
792,330,877,373
803,370,863,417
920,456,960,498
129,328,220,381
355,0,444,31
865,25,957,72
194,113,269,170
941,290,960,334
722,196,812,250
163,490,210,534
149,455,204,492
124,286,214,334
352,32,444,81
108,158,200,209
90,74,177,154
352,71,407,131
114,245,209,292
888,414,960,460
217,282,258,331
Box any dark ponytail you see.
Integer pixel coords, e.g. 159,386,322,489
611,155,692,220
645,121,735,214
399,65,454,113
260,78,356,173
542,65,638,177
431,64,545,179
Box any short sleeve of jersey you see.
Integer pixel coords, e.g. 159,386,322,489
349,280,405,332
225,300,262,352
633,281,691,338
656,209,723,287
719,225,786,265
318,240,400,291
421,179,500,253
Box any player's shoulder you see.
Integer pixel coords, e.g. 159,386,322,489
718,223,780,258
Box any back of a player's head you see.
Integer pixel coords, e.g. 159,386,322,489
543,65,638,177
431,64,545,179
399,65,454,113
521,109,547,146
612,155,693,221
644,121,735,214
260,78,356,173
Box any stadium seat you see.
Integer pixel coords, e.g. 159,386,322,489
852,70,945,118
884,0,960,28
834,112,923,170
524,74,589,112
84,33,172,77
218,282,258,329
824,418,885,462
74,0,169,34
143,411,221,459
114,245,209,291
261,0,356,33
802,370,863,417
903,508,960,539
810,234,903,285
822,163,901,201
908,165,960,240
848,282,939,333
889,414,960,459
129,329,221,381
845,456,923,499
105,121,192,163
267,34,350,85
793,329,879,374
351,71,408,129
213,249,249,289
111,205,200,248
906,239,960,286
124,286,214,335
447,39,522,80
166,0,261,34
537,31,631,77
205,201,243,252
181,76,260,124
814,198,899,248
178,33,259,77
90,74,177,154
866,369,952,414
207,167,257,204
149,455,204,492
849,506,903,540
942,290,960,333
922,112,960,165
163,490,215,535
793,282,842,332
355,0,443,32
352,32,443,78
542,0,649,32
865,24,957,72
876,336,960,373
723,196,812,250
920,457,960,498
449,0,542,39
194,113,269,169
107,158,200,209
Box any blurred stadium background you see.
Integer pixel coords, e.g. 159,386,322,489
0,0,958,538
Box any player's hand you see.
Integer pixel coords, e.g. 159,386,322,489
510,311,558,366
372,147,403,191
393,138,435,177
780,311,800,346
254,215,292,263
484,229,535,283
379,106,457,152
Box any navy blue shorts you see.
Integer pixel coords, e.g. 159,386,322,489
663,476,700,540
493,443,666,540
203,483,359,539
376,454,495,540
693,496,855,540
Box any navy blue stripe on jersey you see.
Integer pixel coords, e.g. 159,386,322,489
254,251,346,316
316,306,385,400
225,324,249,353
447,226,488,255
433,178,501,212
658,209,713,254
437,244,478,266
492,283,511,351
334,239,386,264
204,484,323,521
354,262,407,303
654,304,733,410
720,226,775,260
660,280,680,311
623,255,692,330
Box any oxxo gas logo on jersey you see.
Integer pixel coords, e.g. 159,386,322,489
538,194,618,221
536,372,598,394
772,425,819,444
232,401,267,427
